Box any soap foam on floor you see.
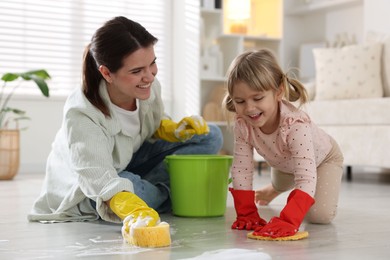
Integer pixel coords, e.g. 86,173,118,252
178,248,271,260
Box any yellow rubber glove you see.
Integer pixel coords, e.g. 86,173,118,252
154,115,210,142
109,192,159,227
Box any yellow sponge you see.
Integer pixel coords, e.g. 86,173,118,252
247,231,309,241
122,222,171,247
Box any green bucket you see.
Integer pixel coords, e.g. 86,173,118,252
165,154,233,217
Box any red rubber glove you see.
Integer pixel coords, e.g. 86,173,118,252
253,189,314,238
230,188,267,230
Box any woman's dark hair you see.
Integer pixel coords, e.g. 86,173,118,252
82,16,158,116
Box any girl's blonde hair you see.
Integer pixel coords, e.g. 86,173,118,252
223,49,308,113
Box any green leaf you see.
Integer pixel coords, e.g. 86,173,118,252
21,70,51,81
31,76,50,97
14,116,30,122
29,69,51,80
1,107,26,115
11,108,26,115
1,73,20,82
19,70,51,97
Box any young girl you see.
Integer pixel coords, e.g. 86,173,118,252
224,49,344,238
28,16,223,226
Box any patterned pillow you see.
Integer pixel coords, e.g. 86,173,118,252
313,43,383,100
365,31,390,97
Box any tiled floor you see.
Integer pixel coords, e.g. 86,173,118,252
1,167,390,259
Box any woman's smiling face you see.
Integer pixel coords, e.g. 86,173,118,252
104,45,158,111
231,80,282,134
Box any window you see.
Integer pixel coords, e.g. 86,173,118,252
0,0,172,112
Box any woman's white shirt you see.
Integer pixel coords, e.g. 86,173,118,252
111,99,142,152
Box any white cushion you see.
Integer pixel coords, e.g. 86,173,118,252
305,97,390,126
365,31,390,97
303,80,316,100
313,43,383,100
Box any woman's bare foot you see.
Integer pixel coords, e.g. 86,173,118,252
255,184,280,206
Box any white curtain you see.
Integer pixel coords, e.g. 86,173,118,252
171,0,201,120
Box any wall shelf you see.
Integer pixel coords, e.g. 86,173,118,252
219,34,281,41
201,8,222,15
200,76,226,82
286,0,363,16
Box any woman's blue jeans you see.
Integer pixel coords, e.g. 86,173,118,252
118,124,223,213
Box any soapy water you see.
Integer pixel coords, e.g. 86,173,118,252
72,236,154,257
177,248,272,260
122,215,162,237
89,236,123,244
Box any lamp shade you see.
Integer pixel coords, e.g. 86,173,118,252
226,0,250,20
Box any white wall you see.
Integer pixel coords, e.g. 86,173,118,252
9,95,65,174
364,0,390,34
325,5,364,44
282,1,364,71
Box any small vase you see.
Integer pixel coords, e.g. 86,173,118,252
0,129,20,180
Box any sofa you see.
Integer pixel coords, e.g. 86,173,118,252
303,31,390,179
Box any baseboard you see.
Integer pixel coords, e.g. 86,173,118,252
18,163,46,175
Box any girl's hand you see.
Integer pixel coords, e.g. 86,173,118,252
253,189,314,238
232,216,267,230
230,188,267,231
253,217,297,238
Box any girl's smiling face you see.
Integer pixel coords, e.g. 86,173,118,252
231,80,283,134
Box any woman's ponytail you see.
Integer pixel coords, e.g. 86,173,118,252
82,44,109,116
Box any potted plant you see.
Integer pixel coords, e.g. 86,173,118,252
0,70,50,180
